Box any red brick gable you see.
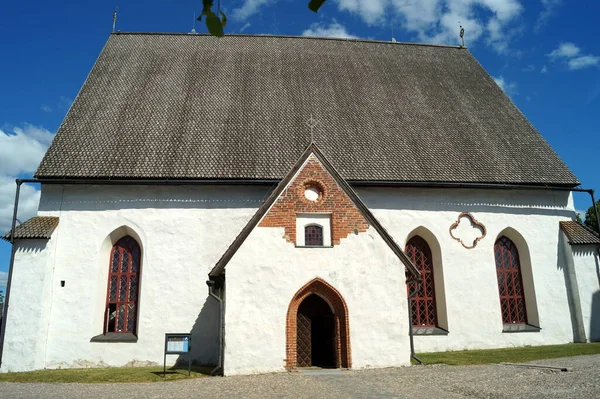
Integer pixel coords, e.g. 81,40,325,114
259,155,369,245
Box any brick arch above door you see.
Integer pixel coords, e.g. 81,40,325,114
285,278,351,370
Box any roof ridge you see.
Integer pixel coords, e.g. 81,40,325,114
109,31,466,50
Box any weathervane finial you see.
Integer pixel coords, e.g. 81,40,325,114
306,114,319,144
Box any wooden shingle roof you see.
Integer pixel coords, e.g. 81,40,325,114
36,33,578,186
560,221,600,245
2,217,59,241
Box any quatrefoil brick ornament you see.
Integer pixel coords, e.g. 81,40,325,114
449,212,486,249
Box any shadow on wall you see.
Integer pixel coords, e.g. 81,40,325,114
592,291,600,342
175,295,219,367
591,253,600,342
38,185,273,213
356,187,574,218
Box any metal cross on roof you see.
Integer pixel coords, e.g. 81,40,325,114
306,114,319,143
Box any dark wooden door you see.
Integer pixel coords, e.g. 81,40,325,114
296,313,312,367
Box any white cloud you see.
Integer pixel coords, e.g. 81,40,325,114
548,42,581,59
302,21,358,39
547,42,600,71
0,176,42,233
335,0,387,25
493,75,517,96
58,96,72,110
0,271,7,290
535,0,562,33
541,65,548,73
568,55,600,70
233,0,272,20
332,0,524,53
240,22,252,32
0,125,54,176
0,124,53,234
522,64,535,72
41,105,52,113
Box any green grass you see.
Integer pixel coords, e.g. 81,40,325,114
0,365,212,383
413,342,600,366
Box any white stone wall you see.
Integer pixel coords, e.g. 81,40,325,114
356,187,577,352
1,239,56,372
1,184,583,373
224,226,411,376
3,184,270,372
572,245,600,342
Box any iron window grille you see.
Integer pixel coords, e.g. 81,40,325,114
105,235,141,334
305,225,324,246
405,236,438,327
494,236,527,324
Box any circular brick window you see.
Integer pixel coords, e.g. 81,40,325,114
303,181,324,202
304,187,321,201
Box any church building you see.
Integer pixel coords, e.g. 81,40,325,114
1,33,599,375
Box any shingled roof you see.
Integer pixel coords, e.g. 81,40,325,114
36,33,578,186
560,221,600,245
2,217,59,241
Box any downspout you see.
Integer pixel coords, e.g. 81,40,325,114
406,277,423,365
206,278,224,376
589,191,600,260
0,180,22,369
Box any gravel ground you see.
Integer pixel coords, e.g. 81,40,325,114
1,354,599,399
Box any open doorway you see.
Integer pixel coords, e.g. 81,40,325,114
296,294,335,368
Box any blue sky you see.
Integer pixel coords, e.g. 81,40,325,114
1,0,600,292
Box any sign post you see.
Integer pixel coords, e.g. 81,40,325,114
164,333,192,377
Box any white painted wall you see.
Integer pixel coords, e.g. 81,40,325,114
224,226,411,376
356,187,578,352
1,184,586,373
3,184,270,372
572,245,600,342
1,239,56,372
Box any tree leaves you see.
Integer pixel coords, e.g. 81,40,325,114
198,0,227,38
199,1,325,37
308,0,327,13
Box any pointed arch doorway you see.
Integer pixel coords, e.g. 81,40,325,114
286,278,351,370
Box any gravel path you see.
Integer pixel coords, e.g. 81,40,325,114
1,355,599,399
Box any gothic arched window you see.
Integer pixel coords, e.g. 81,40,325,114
305,225,323,246
105,236,141,334
494,236,527,324
405,236,437,327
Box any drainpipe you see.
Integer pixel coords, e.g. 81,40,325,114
406,277,423,365
589,191,600,260
0,180,22,369
206,278,224,376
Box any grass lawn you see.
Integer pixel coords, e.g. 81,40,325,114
414,342,600,366
0,365,212,383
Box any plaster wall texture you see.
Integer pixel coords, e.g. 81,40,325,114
223,226,411,376
572,246,600,342
356,187,578,352
1,184,586,373
9,184,271,371
1,239,56,372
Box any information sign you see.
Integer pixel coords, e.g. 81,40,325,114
163,333,192,376
166,335,190,354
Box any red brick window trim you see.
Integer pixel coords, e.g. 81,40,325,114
405,236,438,327
104,235,141,334
494,236,527,325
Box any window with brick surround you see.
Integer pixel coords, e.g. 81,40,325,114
105,235,141,334
296,214,332,246
405,236,438,327
494,236,527,325
305,225,324,246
